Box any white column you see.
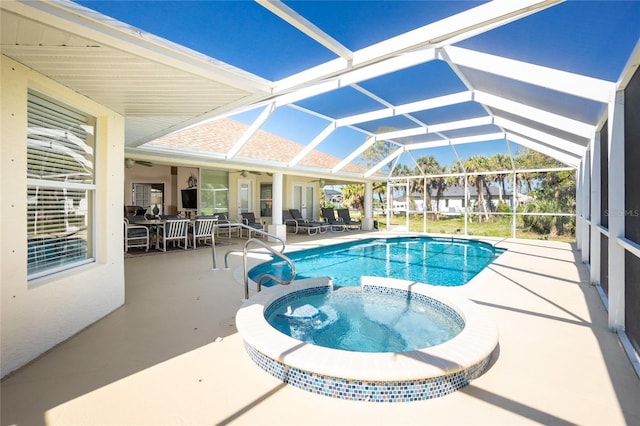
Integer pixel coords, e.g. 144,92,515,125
576,165,582,251
362,182,374,231
580,154,590,263
464,175,469,235
512,172,517,238
608,90,625,331
268,172,286,242
590,133,601,285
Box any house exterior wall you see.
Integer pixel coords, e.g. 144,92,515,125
124,164,174,214
1,56,126,378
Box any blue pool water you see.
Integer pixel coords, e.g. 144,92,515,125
250,236,503,288
265,287,464,352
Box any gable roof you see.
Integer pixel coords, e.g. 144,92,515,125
145,118,366,175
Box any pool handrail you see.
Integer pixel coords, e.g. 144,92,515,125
210,223,296,300
211,222,283,270
241,237,296,300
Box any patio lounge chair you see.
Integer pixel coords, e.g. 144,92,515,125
283,210,328,235
156,218,189,251
213,213,240,238
320,207,347,232
189,216,217,248
337,208,362,230
240,212,263,238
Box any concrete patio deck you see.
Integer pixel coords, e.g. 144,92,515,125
2,231,639,425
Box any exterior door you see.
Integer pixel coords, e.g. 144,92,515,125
237,179,253,218
293,184,315,219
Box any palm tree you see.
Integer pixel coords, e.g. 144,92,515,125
489,153,512,203
464,155,490,222
415,156,446,220
341,184,365,215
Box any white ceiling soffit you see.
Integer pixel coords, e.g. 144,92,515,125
0,0,272,147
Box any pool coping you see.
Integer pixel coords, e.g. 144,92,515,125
235,276,499,383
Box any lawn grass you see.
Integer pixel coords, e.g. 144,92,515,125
375,213,575,243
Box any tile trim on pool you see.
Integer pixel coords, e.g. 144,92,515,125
235,276,499,402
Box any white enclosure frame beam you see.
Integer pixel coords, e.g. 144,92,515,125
226,102,275,159
506,133,580,168
590,132,601,285
495,116,587,157
579,154,591,262
607,91,625,331
257,0,353,61
332,137,379,174
335,91,472,128
474,91,595,138
353,0,562,66
445,46,615,103
288,123,336,167
364,147,405,178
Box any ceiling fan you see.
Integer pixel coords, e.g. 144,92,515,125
124,158,153,168
230,170,264,177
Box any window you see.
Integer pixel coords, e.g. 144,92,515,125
200,169,228,215
27,92,95,280
260,183,272,217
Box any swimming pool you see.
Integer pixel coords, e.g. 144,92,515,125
249,236,503,288
236,277,499,402
266,286,464,352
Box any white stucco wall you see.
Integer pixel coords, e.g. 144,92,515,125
1,56,126,378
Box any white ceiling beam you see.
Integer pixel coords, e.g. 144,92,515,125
402,132,505,151
353,0,562,66
274,47,437,95
364,147,406,177
336,108,394,128
474,91,595,138
378,127,428,141
404,140,452,150
373,116,494,141
288,122,336,167
226,102,275,159
495,116,587,156
507,133,580,168
449,132,506,146
428,116,493,133
445,46,615,103
257,1,353,61
274,79,341,107
335,91,472,128
395,91,473,116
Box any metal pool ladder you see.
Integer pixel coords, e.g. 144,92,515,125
211,223,296,300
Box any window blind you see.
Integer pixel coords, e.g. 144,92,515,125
27,93,95,279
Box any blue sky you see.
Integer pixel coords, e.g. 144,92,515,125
76,1,640,169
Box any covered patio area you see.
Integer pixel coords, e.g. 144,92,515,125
2,232,639,425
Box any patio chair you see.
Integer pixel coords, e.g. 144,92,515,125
337,208,362,230
189,216,217,248
240,212,264,238
124,218,149,252
213,213,240,238
156,218,189,251
321,207,347,232
283,210,328,235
